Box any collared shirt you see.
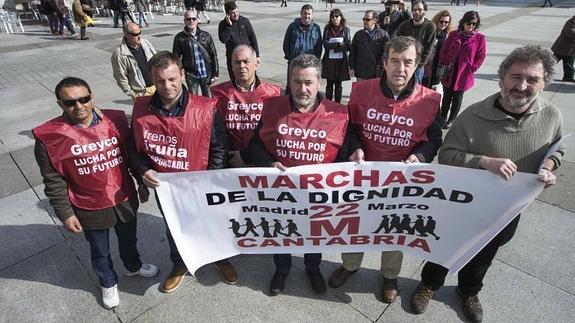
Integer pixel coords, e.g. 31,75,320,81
67,110,101,128
147,89,188,117
187,31,208,79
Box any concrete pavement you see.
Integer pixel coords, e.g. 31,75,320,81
0,1,574,322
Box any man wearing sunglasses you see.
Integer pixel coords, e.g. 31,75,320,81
112,22,157,100
378,0,411,38
33,77,158,310
173,10,219,98
131,51,237,292
349,10,390,80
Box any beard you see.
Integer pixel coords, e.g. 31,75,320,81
501,88,538,112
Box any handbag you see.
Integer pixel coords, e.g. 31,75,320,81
437,64,451,80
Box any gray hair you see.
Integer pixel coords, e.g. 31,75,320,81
232,44,257,60
289,54,321,79
383,36,422,66
498,45,555,85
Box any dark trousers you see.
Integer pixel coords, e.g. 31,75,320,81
421,215,520,296
226,57,234,82
440,86,465,123
155,192,186,268
556,54,574,80
325,80,343,103
186,72,212,98
274,253,322,274
83,217,142,288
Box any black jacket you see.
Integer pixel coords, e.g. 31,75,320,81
173,27,219,79
349,26,389,79
321,25,351,81
218,15,259,59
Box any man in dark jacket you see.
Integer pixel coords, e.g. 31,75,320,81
218,1,259,81
350,10,390,80
396,0,437,84
173,10,219,97
378,0,411,37
131,51,237,292
282,4,322,93
551,16,575,82
33,76,158,310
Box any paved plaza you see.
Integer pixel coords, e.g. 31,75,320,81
0,0,574,322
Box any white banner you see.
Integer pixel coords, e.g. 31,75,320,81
156,162,544,275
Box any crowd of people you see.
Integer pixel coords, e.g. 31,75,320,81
31,1,569,322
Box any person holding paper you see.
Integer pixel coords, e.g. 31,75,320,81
410,45,565,323
321,9,351,103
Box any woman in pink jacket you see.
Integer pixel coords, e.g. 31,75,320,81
439,11,486,129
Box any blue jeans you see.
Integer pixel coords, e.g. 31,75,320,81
274,253,322,274
59,14,76,34
415,66,424,84
138,11,148,27
83,217,142,288
186,73,212,98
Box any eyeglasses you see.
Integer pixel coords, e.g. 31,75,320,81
59,95,91,107
465,21,477,26
362,17,373,22
439,20,450,24
185,17,198,22
126,31,141,36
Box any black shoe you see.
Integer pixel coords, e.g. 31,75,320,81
328,266,357,288
307,270,327,294
269,271,287,296
456,287,483,322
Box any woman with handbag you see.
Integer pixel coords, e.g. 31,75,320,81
422,9,453,90
321,8,351,103
438,10,486,129
72,0,93,40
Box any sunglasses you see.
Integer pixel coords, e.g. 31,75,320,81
362,17,373,21
465,21,477,26
331,14,341,18
185,17,198,21
439,20,450,24
59,95,91,107
126,31,141,36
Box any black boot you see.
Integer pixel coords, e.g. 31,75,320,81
80,27,89,40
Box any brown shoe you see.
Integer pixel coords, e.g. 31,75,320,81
215,260,239,285
381,278,398,303
411,282,434,314
456,287,483,322
328,266,358,288
162,266,188,293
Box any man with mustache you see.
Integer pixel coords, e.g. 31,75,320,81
249,54,361,296
410,45,565,322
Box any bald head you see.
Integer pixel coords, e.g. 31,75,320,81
231,45,259,90
123,22,141,47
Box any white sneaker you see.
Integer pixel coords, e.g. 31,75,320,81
124,263,159,278
101,284,120,310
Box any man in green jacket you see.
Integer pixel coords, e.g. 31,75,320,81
410,45,565,322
